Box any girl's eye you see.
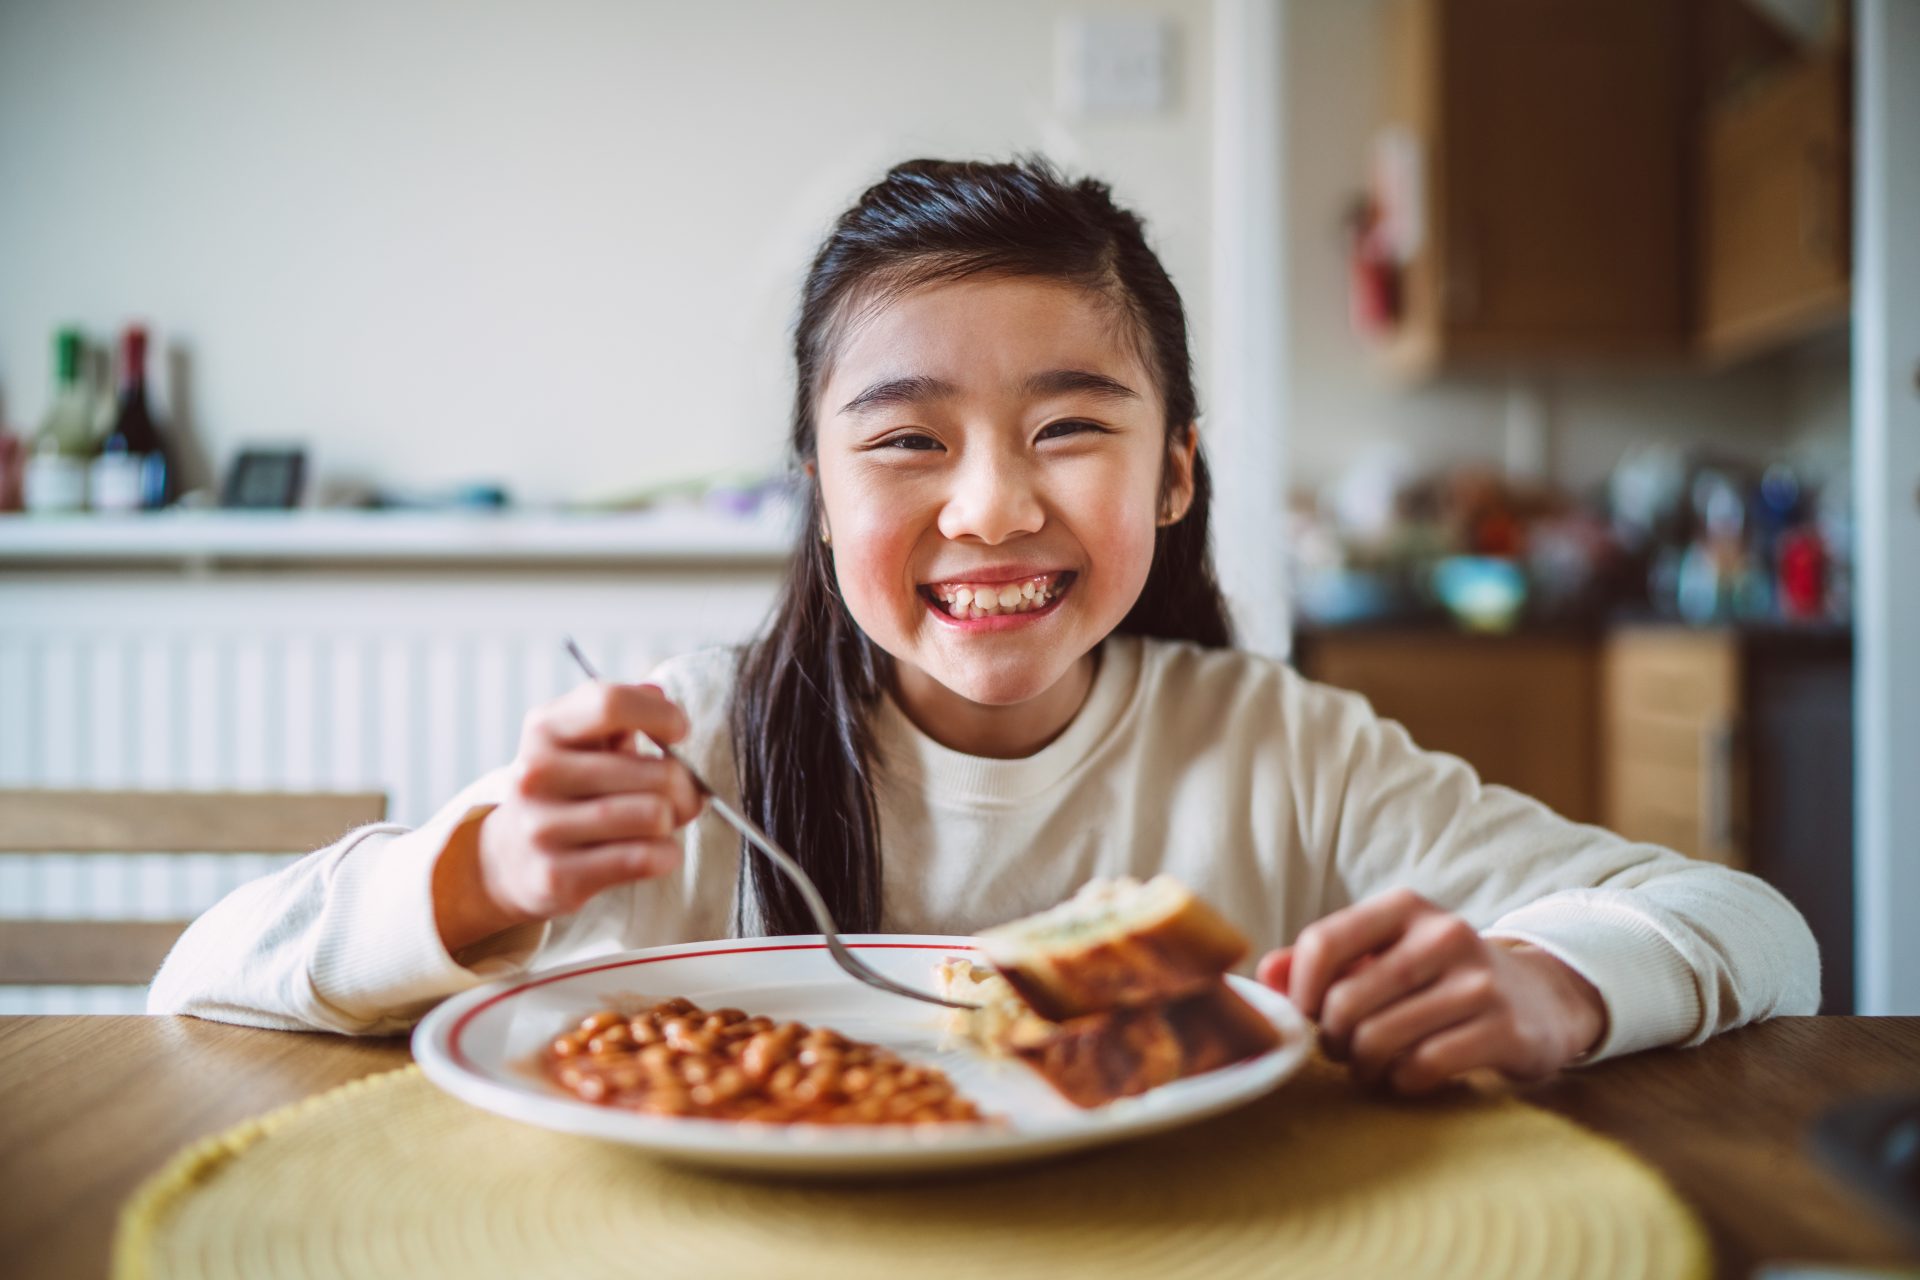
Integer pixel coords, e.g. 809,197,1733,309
1037,419,1109,441
880,432,942,451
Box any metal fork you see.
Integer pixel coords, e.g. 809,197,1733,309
563,638,979,1011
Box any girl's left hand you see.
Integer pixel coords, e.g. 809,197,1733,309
1256,888,1607,1094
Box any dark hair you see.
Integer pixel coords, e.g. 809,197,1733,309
728,156,1233,937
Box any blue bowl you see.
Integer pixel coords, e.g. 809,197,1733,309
1433,556,1528,631
1295,568,1395,625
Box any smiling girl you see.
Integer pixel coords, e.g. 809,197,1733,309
152,158,1817,1094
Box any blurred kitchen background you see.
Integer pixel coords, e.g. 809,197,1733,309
1,1,1915,1016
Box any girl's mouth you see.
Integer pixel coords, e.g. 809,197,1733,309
919,571,1076,622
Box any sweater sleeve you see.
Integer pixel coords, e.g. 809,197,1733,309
1284,669,1821,1062
147,768,551,1035
146,648,743,1035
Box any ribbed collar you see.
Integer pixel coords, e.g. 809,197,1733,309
873,635,1145,806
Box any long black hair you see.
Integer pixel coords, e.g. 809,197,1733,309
728,156,1233,937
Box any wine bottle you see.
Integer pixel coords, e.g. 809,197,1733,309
90,324,174,510
88,340,117,443
80,340,119,510
22,328,93,513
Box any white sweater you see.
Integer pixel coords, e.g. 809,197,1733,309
149,636,1820,1060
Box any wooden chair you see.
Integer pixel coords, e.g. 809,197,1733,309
0,789,388,986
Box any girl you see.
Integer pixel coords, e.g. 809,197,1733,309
152,158,1817,1094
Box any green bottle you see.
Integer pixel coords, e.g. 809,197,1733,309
23,328,95,513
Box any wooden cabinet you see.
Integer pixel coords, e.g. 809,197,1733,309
1602,624,1854,1011
1602,628,1746,866
1375,0,1851,372
1698,50,1851,360
1379,0,1691,373
1293,628,1601,823
1298,622,1855,1011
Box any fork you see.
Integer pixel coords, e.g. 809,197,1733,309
562,638,979,1011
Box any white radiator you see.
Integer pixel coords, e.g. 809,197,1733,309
0,570,782,1012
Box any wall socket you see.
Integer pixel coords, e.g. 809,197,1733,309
1056,14,1174,116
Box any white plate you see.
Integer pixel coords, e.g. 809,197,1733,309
413,934,1313,1175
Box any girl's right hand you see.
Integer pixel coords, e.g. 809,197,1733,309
436,681,705,951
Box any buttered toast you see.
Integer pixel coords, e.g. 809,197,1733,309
938,959,1280,1108
973,875,1251,1021
943,876,1280,1108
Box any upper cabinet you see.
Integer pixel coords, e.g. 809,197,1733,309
1371,0,1851,376
1698,34,1851,360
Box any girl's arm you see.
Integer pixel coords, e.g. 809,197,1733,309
1280,668,1820,1067
146,769,550,1034
149,677,708,1035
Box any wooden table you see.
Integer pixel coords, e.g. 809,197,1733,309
2,1016,1915,1280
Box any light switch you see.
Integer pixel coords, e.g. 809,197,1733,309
1056,14,1174,116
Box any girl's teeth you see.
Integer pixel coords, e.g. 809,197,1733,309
931,575,1060,618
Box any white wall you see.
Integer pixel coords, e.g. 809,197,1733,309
1280,0,1830,497
0,0,1214,506
1,1,1856,525
1208,0,1290,655
1852,0,1920,1015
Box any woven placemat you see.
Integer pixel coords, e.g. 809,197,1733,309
115,1057,1707,1280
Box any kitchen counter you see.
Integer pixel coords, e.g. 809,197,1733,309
1290,613,1851,642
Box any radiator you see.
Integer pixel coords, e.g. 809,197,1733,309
0,570,782,1012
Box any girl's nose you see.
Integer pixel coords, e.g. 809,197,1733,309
936,453,1045,545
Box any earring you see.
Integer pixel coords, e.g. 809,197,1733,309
820,527,832,546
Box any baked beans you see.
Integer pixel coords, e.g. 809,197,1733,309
543,998,985,1125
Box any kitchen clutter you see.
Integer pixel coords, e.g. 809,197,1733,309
1290,443,1850,631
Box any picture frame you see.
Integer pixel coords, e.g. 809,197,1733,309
221,448,307,510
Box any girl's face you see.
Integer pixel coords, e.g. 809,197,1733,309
814,275,1193,752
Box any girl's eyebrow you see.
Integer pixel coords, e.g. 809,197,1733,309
1022,369,1140,401
838,368,1138,417
840,374,957,417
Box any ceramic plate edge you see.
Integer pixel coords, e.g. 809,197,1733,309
412,935,1313,1165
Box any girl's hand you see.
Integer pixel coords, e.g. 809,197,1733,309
1256,888,1607,1095
435,682,704,952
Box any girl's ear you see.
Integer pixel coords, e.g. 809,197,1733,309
1158,424,1199,526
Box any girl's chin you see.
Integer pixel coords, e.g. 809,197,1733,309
932,671,1063,708
912,646,1088,708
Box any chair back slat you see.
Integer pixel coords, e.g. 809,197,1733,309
0,920,188,985
0,789,388,853
0,788,388,987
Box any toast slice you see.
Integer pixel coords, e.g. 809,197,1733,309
1012,980,1281,1108
936,959,1282,1109
973,875,1251,1021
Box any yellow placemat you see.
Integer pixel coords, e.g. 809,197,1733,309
116,1058,1707,1280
